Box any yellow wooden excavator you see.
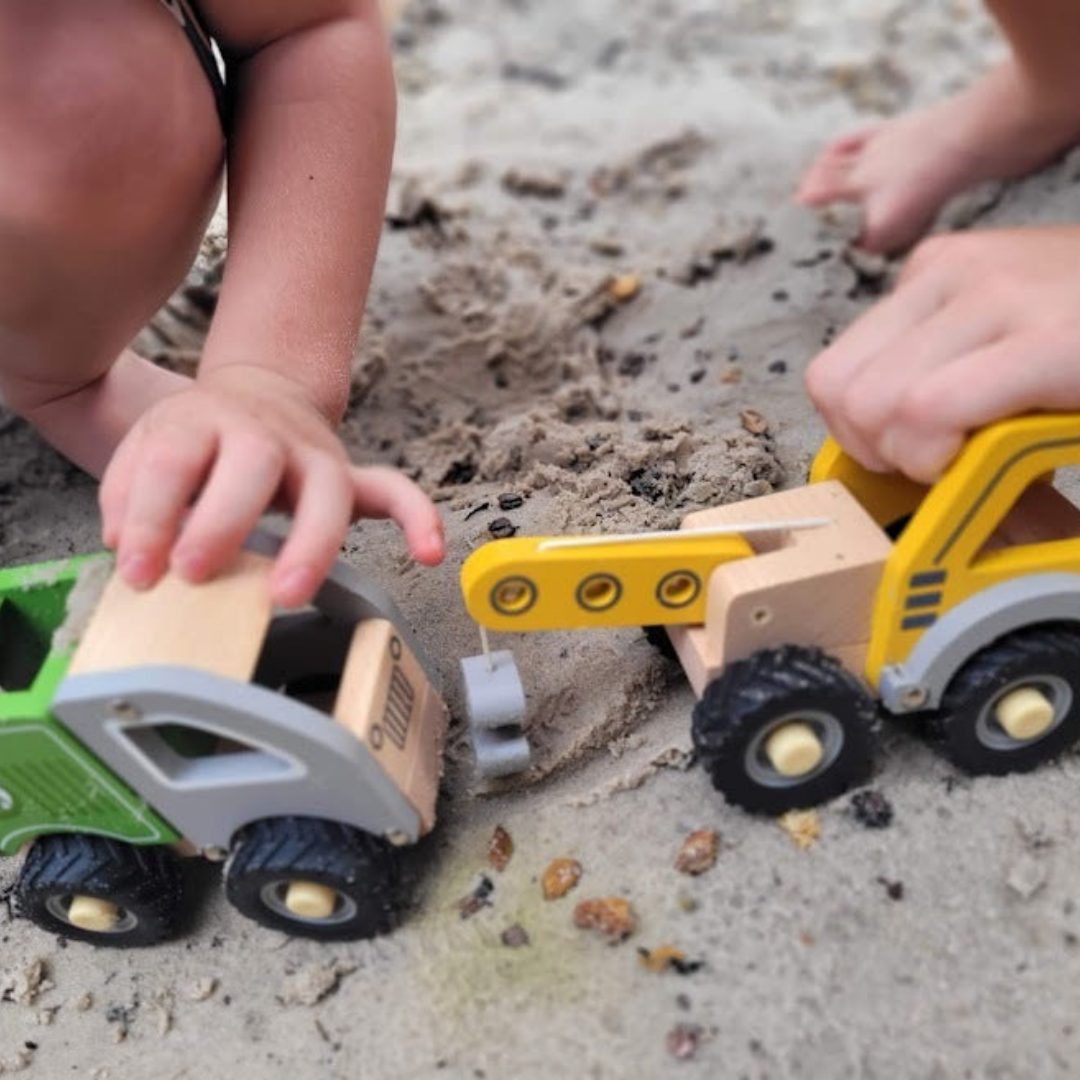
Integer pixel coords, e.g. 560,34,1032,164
460,413,1080,813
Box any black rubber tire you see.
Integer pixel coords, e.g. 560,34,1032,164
692,645,877,814
16,834,182,947
224,817,401,940
932,625,1080,775
643,624,678,660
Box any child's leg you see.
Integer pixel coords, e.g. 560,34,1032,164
0,0,224,476
797,0,1080,253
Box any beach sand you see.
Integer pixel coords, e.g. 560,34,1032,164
3,2,1080,1077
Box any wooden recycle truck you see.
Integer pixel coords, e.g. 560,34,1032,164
0,536,447,946
461,413,1080,813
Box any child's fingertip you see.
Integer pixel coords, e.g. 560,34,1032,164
118,551,155,589
271,565,318,609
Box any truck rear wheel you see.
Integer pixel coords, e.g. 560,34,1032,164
16,834,182,947
692,646,877,813
224,817,401,941
933,626,1080,775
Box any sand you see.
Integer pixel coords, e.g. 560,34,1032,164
4,1,1080,1077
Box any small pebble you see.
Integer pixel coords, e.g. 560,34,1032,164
674,830,718,876
850,789,894,829
779,810,820,850
542,858,583,900
488,517,517,539
501,924,531,948
458,876,495,919
767,359,788,374
573,897,636,942
487,825,514,871
740,408,768,435
497,492,524,511
666,1023,702,1060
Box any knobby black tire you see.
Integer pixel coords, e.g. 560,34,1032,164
692,645,877,814
224,816,401,941
932,624,1080,775
16,834,182,947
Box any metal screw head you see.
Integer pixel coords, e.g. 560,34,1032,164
750,606,774,627
109,699,141,721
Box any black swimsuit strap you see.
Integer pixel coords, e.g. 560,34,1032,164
158,0,227,130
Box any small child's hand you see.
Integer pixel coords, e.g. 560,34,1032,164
98,365,444,606
804,226,1080,483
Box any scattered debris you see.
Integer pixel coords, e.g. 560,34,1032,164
573,897,636,942
500,61,568,91
0,959,51,1006
778,810,820,850
666,1022,703,1061
488,517,517,540
277,960,357,1007
719,365,741,384
0,1047,35,1073
459,875,496,919
1006,854,1049,901
73,992,94,1013
501,924,531,948
184,977,218,1003
674,219,774,286
739,409,768,436
502,167,567,199
608,273,643,303
542,858,583,900
637,946,703,975
674,830,719,876
676,891,699,913
850,789,894,829
876,876,905,901
487,825,514,871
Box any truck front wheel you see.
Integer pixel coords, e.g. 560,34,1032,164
692,646,877,813
224,817,401,941
16,834,182,947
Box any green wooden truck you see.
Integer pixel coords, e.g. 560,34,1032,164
0,541,448,947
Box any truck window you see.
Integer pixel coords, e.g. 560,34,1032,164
0,600,50,693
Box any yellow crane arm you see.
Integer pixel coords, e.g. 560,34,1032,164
460,527,760,632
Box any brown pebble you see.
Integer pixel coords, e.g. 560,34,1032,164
740,408,768,435
573,897,636,941
501,924,531,948
487,825,514,871
674,829,718,876
666,1023,702,1060
719,364,741,384
778,809,820,850
608,272,643,302
541,857,582,900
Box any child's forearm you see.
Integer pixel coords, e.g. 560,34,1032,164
201,8,395,423
988,0,1080,108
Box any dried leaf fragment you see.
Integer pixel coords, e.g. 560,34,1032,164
573,897,636,942
674,829,718,875
779,809,820,850
487,825,514,871
637,945,700,974
541,858,582,900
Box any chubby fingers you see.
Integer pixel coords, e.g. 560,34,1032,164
351,465,445,567
267,462,444,608
100,422,217,589
804,263,948,469
169,430,287,583
875,331,1080,481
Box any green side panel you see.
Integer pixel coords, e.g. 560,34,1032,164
0,554,178,854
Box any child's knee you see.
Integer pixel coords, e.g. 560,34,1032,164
0,1,222,242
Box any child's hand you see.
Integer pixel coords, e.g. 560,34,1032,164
98,365,444,606
804,226,1080,483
